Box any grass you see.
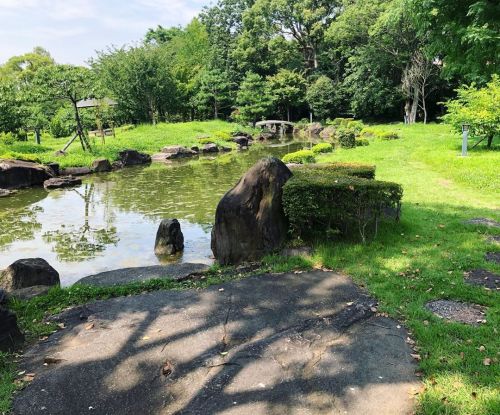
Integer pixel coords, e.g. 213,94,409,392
0,120,250,168
1,122,499,414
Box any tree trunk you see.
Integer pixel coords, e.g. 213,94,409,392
214,99,218,119
72,100,90,152
487,135,494,148
421,84,427,124
287,106,290,122
404,100,411,124
410,87,419,124
34,129,41,145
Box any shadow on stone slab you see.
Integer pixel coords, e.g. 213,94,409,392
75,263,210,287
485,252,500,264
464,269,500,290
13,271,420,415
426,300,487,325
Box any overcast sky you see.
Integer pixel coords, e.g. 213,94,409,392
0,0,210,65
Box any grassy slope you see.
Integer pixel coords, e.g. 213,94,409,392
0,120,245,168
269,123,499,415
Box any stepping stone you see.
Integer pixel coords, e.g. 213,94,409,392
464,218,500,228
426,300,487,325
75,262,210,287
485,252,500,264
464,269,500,290
13,271,420,415
488,235,500,244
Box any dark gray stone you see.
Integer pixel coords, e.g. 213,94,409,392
464,218,500,228
154,219,184,255
12,271,419,415
9,285,52,300
465,269,500,290
256,132,276,141
45,162,60,176
0,258,60,292
232,131,252,140
0,306,23,351
426,300,487,325
485,252,500,264
233,136,249,146
91,158,112,172
43,176,82,189
0,159,53,189
0,288,6,304
60,167,92,176
160,146,197,159
75,263,210,287
118,150,151,167
211,157,292,265
202,143,219,153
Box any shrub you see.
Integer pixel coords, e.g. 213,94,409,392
355,138,370,146
346,120,364,134
311,143,333,154
282,149,316,164
0,132,15,145
336,127,356,148
50,107,74,138
290,162,376,179
283,169,402,242
198,137,215,144
360,128,377,137
121,124,135,131
213,131,232,141
378,131,400,140
0,151,41,163
331,117,355,127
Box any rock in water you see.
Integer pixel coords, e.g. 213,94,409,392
91,158,112,172
154,219,184,255
0,258,60,292
0,159,53,189
118,150,151,167
211,157,292,265
43,176,82,189
0,306,24,351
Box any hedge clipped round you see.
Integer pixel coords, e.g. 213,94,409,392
311,143,333,154
289,162,376,179
283,168,402,242
336,127,356,148
282,149,316,164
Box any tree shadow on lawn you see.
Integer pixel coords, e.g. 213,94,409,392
13,271,419,415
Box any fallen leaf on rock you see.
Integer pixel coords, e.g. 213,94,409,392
460,352,465,359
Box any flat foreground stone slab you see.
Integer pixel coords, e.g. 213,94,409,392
485,252,500,264
465,269,500,290
426,300,487,325
464,218,500,228
13,271,419,415
75,263,210,287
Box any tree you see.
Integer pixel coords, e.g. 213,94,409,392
306,76,337,120
442,75,499,148
0,79,24,134
266,69,306,121
193,69,233,119
144,25,183,45
236,72,273,125
32,65,96,151
411,0,500,83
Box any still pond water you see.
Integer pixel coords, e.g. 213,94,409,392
0,139,311,285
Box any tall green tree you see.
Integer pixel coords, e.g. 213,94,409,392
236,72,273,124
193,69,233,119
306,75,337,120
266,69,306,121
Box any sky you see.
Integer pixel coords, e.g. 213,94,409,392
0,0,210,65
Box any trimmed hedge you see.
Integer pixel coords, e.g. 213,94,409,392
289,162,376,180
379,131,400,140
355,138,370,146
283,168,402,242
282,149,316,164
336,127,356,148
311,143,333,154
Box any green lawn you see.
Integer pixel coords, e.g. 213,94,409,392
269,123,499,415
0,120,247,168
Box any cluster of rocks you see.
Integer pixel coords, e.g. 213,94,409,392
0,149,151,193
0,258,61,351
152,142,235,163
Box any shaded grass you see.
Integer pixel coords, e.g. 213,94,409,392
0,120,250,168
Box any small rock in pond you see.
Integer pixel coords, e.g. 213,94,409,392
202,143,219,153
60,167,92,176
464,269,500,290
118,149,151,167
91,158,112,172
425,300,487,325
154,219,184,256
0,258,60,292
485,252,500,264
44,176,82,189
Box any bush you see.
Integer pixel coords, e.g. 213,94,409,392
311,143,333,154
282,149,316,164
336,127,356,148
213,131,232,141
355,138,370,146
283,169,402,242
121,124,135,131
347,120,364,134
331,117,355,127
290,162,376,179
0,132,15,145
378,131,400,140
198,137,215,144
50,107,74,138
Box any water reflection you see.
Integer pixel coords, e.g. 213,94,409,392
0,140,308,285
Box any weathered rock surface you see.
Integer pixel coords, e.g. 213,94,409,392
0,258,60,292
0,159,53,189
307,122,324,135
0,306,24,351
9,285,52,300
12,271,419,415
162,145,198,158
465,269,500,290
426,300,487,325
60,167,92,176
256,132,276,141
485,252,500,264
75,263,209,287
0,188,16,197
211,157,292,265
91,158,112,172
464,218,500,228
118,149,151,167
233,136,249,146
43,176,82,189
320,125,336,139
232,131,253,140
0,288,6,304
46,162,60,176
202,143,219,153
154,219,184,255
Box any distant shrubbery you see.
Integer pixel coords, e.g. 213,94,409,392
282,149,316,164
311,143,333,154
283,163,402,242
336,127,356,148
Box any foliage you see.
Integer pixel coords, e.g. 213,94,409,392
378,131,400,140
283,167,403,242
193,69,233,119
282,149,315,164
311,143,333,154
355,138,370,146
236,72,273,124
0,79,25,134
290,162,376,179
442,76,499,147
306,76,337,120
336,127,356,148
266,69,307,120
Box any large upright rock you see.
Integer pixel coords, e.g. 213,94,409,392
211,157,292,265
0,159,53,189
0,307,24,351
0,258,60,292
154,219,184,256
118,150,151,167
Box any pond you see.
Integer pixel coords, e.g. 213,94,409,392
0,139,312,285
